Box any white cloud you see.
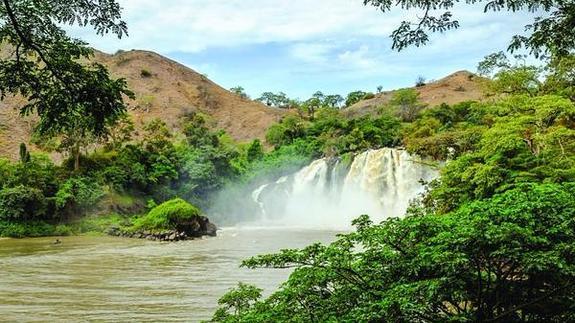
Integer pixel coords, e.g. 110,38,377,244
68,0,537,70
69,0,474,53
338,45,375,69
64,0,540,98
289,42,335,64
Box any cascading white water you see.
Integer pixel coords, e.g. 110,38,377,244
251,184,269,220
251,148,437,229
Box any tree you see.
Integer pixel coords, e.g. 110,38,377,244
212,183,575,322
0,185,47,221
345,90,368,107
312,91,325,101
489,67,542,96
478,52,542,96
301,97,321,120
103,114,135,151
274,92,290,108
389,88,425,121
362,0,575,57
230,86,249,99
0,0,134,136
44,111,123,171
323,94,344,108
415,95,575,213
477,51,513,76
543,54,575,101
55,177,103,216
246,139,264,162
265,116,306,147
256,92,290,108
415,75,426,87
18,143,30,164
257,92,275,106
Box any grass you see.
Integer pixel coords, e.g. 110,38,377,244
73,213,131,235
138,95,156,109
132,198,200,232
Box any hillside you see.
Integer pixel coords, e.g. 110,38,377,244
344,70,486,118
0,49,285,160
0,52,486,161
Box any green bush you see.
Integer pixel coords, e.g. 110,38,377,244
362,92,375,100
75,213,128,234
0,185,48,221
0,221,61,238
246,139,264,162
140,69,152,78
132,198,200,232
55,177,104,213
53,224,74,236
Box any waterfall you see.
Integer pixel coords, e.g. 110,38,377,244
250,148,437,229
251,184,269,220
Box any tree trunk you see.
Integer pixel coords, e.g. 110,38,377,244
73,143,80,171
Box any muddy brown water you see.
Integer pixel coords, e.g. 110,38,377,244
0,228,338,322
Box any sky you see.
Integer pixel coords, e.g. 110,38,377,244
68,0,536,99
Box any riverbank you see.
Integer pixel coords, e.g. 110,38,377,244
0,198,218,240
0,212,218,240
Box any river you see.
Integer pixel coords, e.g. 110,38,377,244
0,228,339,322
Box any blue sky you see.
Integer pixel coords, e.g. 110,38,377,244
69,0,535,99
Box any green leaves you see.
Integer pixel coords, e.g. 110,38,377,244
409,95,575,213
55,177,104,212
363,0,575,57
0,0,133,137
212,183,575,322
0,185,47,221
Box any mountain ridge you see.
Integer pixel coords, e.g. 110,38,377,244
0,49,286,160
0,49,485,161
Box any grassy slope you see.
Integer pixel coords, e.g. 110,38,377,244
0,48,286,160
343,71,486,118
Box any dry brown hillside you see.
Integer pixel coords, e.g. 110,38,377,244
344,70,486,118
0,49,285,160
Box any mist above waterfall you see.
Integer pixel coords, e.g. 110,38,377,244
210,148,438,229
257,148,437,228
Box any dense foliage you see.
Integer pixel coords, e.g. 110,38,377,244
213,183,575,322
266,108,402,157
211,56,575,321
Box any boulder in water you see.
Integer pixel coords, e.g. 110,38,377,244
123,198,218,241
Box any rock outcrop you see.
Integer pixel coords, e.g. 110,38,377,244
107,215,217,242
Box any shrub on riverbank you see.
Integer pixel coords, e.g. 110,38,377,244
0,221,74,238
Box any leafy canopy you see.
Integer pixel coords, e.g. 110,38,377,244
212,183,575,322
0,0,133,135
362,0,575,57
